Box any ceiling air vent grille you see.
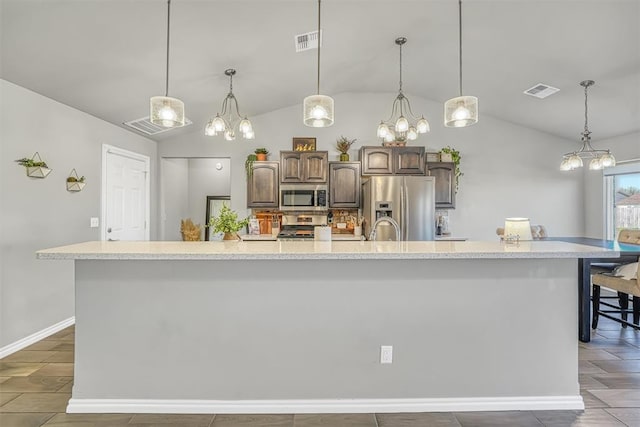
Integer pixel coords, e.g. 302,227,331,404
524,83,560,99
295,30,321,52
123,116,192,136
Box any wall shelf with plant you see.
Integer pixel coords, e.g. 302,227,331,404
15,152,52,178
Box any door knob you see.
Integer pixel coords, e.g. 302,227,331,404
107,227,112,233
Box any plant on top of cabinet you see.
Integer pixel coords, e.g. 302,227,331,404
207,203,249,241
245,154,258,178
66,169,86,192
336,136,357,161
255,148,269,161
439,146,463,191
15,152,52,178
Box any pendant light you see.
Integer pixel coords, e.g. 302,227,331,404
204,69,255,140
303,0,334,127
376,37,430,144
150,0,185,128
560,80,615,171
444,0,478,128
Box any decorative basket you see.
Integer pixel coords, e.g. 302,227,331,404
66,168,86,192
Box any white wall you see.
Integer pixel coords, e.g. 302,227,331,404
583,131,640,238
160,92,584,239
0,79,157,348
160,158,189,241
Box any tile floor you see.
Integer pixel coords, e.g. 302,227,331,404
1,316,639,426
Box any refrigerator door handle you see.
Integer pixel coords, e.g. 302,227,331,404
402,179,409,241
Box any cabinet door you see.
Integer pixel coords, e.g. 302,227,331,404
427,162,455,209
329,162,361,208
247,162,279,208
361,147,393,175
280,152,303,183
394,147,425,175
302,151,328,183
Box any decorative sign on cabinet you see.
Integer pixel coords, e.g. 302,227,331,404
360,146,425,175
280,151,328,183
329,162,361,208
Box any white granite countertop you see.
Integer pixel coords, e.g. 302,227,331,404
36,240,620,261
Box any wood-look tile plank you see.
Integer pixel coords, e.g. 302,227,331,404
0,392,21,406
0,376,72,392
376,412,462,426
43,352,74,363
294,413,376,427
581,390,610,409
30,363,73,377
55,381,73,393
579,360,608,374
49,343,74,352
0,412,56,427
578,349,621,360
604,408,640,426
533,409,625,426
591,360,640,373
128,414,215,426
0,363,46,377
593,373,640,389
0,377,9,384
606,349,640,360
579,374,608,390
0,392,71,412
453,411,542,426
211,414,294,427
590,389,640,407
42,413,135,426
22,341,61,352
1,351,58,363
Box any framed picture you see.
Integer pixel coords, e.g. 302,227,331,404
292,137,316,152
426,152,441,162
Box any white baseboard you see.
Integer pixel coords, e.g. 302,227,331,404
0,316,75,359
67,396,584,414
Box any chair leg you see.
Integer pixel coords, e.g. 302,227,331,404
592,284,601,329
633,296,640,325
619,292,630,328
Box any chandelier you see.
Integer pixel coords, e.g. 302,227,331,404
444,0,478,128
205,69,254,140
150,0,185,128
560,80,615,171
377,37,429,144
303,0,334,127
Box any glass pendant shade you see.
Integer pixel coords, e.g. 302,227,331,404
560,159,572,171
204,120,216,136
239,118,253,134
569,154,583,169
303,94,334,127
601,152,616,168
150,96,185,128
377,122,390,138
444,96,478,128
395,116,409,132
416,117,430,133
407,127,418,141
224,129,235,141
212,115,226,132
589,158,603,170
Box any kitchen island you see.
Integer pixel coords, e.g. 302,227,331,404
37,240,618,414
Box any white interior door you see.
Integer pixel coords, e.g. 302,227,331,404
102,145,150,241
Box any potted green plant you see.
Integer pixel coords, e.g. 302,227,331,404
207,203,249,240
15,152,52,178
255,148,269,161
439,146,463,192
336,136,357,161
66,169,86,192
245,153,258,178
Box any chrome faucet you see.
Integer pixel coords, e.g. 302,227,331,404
368,215,401,241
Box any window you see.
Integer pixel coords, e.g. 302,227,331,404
604,162,640,240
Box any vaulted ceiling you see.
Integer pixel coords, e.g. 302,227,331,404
2,0,639,142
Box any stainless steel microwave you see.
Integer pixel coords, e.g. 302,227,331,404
279,184,328,211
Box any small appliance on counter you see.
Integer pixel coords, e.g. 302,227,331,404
277,214,327,240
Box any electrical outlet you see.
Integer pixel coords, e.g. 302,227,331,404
380,345,393,364
90,217,99,228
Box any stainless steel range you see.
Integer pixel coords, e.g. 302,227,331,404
277,214,327,240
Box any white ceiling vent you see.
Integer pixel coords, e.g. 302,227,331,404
523,83,560,99
123,116,192,136
295,30,322,52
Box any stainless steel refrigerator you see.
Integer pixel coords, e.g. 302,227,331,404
362,176,436,241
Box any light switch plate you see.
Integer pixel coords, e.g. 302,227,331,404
90,217,99,228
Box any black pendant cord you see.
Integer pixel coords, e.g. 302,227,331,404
458,0,463,97
165,0,171,97
316,0,321,95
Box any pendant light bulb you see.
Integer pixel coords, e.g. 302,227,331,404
150,0,185,128
303,0,334,127
444,0,478,128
